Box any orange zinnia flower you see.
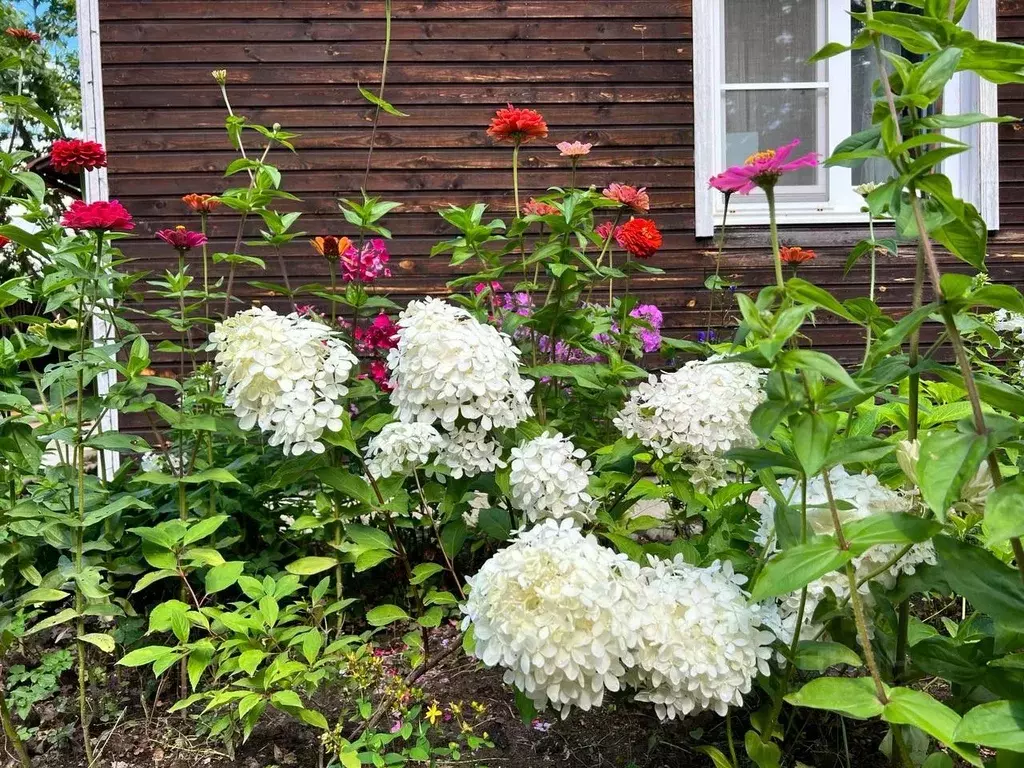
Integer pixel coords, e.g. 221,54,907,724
780,246,817,265
487,104,548,145
617,218,662,260
311,236,352,258
182,193,221,214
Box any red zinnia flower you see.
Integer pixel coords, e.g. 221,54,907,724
0,235,9,248
603,183,650,213
61,200,134,232
522,198,559,217
5,28,40,43
182,193,221,214
50,139,107,175
156,225,207,253
311,236,351,259
486,104,548,145
617,218,662,260
780,246,817,265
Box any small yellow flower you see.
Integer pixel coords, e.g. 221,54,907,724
449,702,462,716
471,701,486,715
425,701,443,726
460,720,473,734
212,69,227,84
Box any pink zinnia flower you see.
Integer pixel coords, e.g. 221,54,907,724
522,198,559,217
61,200,134,232
367,359,393,392
603,183,650,213
156,225,207,253
340,238,391,283
474,281,503,295
709,139,818,195
557,141,592,157
595,221,625,248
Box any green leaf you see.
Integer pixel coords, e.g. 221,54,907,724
935,536,1024,633
783,350,863,393
791,412,838,477
27,608,79,635
918,431,988,518
440,520,468,559
345,523,394,552
354,549,393,572
259,595,279,627
19,587,69,605
285,556,337,576
695,745,736,768
793,641,863,671
843,513,942,556
357,84,409,117
298,708,329,730
238,649,266,676
417,607,444,628
205,561,245,593
954,700,1024,753
184,468,240,485
750,540,854,601
477,506,511,541
270,690,303,710
80,632,116,654
316,468,375,505
744,730,781,768
118,645,175,668
366,604,409,627
183,515,229,546
882,688,982,767
785,677,885,720
409,563,444,585
985,476,1024,546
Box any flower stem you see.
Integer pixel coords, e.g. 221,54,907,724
362,0,392,193
512,142,522,221
707,195,730,336
0,679,29,768
764,186,785,293
6,61,23,154
200,213,210,319
863,212,877,363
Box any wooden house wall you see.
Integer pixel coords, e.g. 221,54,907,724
98,0,1024,368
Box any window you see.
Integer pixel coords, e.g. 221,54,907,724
693,0,999,237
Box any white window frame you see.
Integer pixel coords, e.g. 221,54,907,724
693,0,1000,237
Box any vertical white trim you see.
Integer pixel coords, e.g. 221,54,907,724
693,0,718,237
976,0,1000,230
77,0,120,478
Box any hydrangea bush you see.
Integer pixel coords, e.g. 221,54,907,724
0,5,1023,768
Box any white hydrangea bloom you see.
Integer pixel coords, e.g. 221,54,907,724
209,306,358,456
630,557,775,719
463,490,491,528
992,309,1024,342
436,424,506,479
386,298,534,430
509,431,594,524
615,358,764,490
462,519,645,717
365,422,444,479
754,466,935,643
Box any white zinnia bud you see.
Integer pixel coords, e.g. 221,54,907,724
754,466,935,643
462,519,645,717
436,423,506,479
365,422,444,479
509,431,594,524
209,306,358,456
386,298,534,431
630,557,775,720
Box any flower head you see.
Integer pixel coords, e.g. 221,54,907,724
462,519,646,716
208,306,358,455
311,235,352,259
354,313,399,354
487,104,548,145
603,183,650,213
50,139,107,175
341,238,391,283
366,421,444,478
436,423,507,479
617,217,662,259
557,141,592,158
853,181,884,197
386,298,534,430
366,359,392,391
212,69,228,84
509,431,594,524
709,139,818,195
61,200,134,232
780,246,816,265
5,27,39,44
156,225,207,253
630,304,664,354
522,198,559,217
596,221,625,248
182,193,221,214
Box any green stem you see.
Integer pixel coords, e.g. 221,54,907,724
512,142,522,223
200,213,210,320
617,252,633,355
707,195,730,336
6,62,23,154
726,709,739,768
864,213,877,363
362,0,392,193
586,209,624,305
764,186,785,293
0,680,29,768
177,480,189,701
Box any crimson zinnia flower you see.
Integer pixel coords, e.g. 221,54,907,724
780,246,816,265
603,183,650,213
5,27,40,43
311,236,351,259
156,225,207,253
0,235,9,248
522,198,559,217
61,200,134,232
617,218,662,259
50,139,107,175
182,193,221,214
487,104,548,145
709,139,818,194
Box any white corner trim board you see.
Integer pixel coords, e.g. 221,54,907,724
76,0,120,477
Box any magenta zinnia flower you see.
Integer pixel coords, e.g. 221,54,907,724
340,238,392,283
709,139,818,195
156,225,207,252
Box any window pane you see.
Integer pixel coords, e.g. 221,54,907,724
724,0,822,84
724,89,823,188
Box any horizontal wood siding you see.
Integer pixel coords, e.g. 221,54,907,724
99,0,1024,371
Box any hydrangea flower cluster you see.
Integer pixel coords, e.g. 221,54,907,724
630,557,775,719
614,358,764,490
754,466,935,642
992,309,1024,342
209,306,358,455
463,520,645,716
509,431,594,523
366,422,444,479
436,424,507,479
463,521,776,720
